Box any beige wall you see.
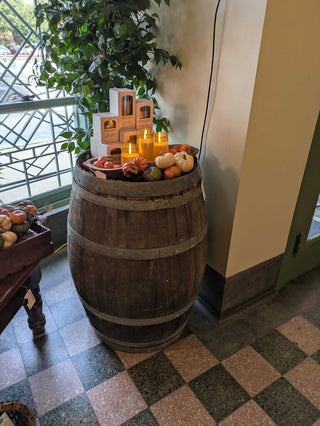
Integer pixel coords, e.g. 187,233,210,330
156,0,267,276
226,0,320,276
156,0,320,278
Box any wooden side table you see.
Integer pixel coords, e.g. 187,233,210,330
0,263,46,336
0,222,53,336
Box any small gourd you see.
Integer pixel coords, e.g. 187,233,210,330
164,165,182,179
8,209,28,224
1,231,17,248
122,162,140,178
174,151,194,173
17,200,34,207
155,152,175,169
132,157,148,172
0,207,10,216
0,214,12,232
12,221,30,235
25,204,38,216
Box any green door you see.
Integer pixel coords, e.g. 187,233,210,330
277,112,320,290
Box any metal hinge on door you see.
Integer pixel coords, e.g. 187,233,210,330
293,232,303,257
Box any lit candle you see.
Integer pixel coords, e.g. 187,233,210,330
138,128,154,162
121,140,139,164
153,132,169,158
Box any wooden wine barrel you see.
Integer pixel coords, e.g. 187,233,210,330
67,152,207,352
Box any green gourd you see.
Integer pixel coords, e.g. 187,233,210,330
12,221,30,235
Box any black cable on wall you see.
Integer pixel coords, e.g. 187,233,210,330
199,0,223,160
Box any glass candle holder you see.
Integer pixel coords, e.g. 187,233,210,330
121,137,139,164
138,128,154,162
122,95,133,116
153,132,169,158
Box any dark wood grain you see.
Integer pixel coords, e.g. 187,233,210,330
67,153,207,352
0,223,53,280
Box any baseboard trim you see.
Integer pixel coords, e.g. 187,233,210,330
199,254,283,322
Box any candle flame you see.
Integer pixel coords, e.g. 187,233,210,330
158,132,161,143
144,129,147,139
129,143,132,154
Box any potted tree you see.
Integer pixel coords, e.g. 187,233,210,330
35,0,181,153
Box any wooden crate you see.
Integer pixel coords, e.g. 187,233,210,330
0,222,53,280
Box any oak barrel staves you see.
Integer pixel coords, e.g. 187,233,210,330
67,152,207,352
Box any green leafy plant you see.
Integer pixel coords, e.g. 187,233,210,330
35,0,181,154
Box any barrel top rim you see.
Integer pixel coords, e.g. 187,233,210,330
74,151,203,197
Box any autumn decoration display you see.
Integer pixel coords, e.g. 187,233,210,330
0,200,41,250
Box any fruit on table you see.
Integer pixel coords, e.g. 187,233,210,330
122,162,140,178
174,151,194,173
11,221,30,235
8,209,28,224
142,166,162,181
179,144,191,153
0,214,12,232
1,231,18,248
0,233,4,249
164,165,182,179
155,152,175,169
132,157,148,172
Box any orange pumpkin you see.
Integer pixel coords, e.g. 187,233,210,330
179,144,191,153
0,207,10,217
122,162,140,178
93,156,108,168
104,161,114,169
132,157,148,172
169,145,179,154
25,204,38,216
164,165,182,179
8,209,28,224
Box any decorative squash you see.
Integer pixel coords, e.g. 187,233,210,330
1,204,16,211
142,166,162,181
122,162,140,178
2,231,17,248
179,144,191,153
104,161,114,169
132,157,148,172
93,156,109,168
8,209,28,224
17,207,35,223
174,151,194,173
12,221,30,235
25,204,38,216
0,215,12,232
155,152,175,169
169,145,180,155
0,208,10,217
164,165,182,179
17,200,34,207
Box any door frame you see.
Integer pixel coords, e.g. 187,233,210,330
277,111,320,290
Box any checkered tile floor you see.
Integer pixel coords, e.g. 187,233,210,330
1,248,320,425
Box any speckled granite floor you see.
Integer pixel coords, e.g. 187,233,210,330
0,247,320,425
